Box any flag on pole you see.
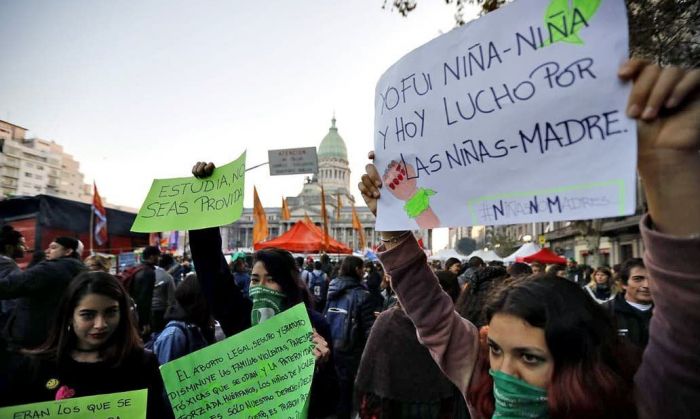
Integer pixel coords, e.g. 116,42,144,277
281,197,291,221
92,182,108,246
320,185,330,251
352,203,365,250
253,186,268,244
335,193,342,221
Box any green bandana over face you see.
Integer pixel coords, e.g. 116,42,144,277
403,188,436,218
249,285,285,326
490,369,548,419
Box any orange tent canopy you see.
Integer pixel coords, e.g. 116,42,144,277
254,220,352,254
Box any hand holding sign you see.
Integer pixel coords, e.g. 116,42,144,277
619,59,700,236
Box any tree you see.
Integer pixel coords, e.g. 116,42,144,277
383,0,699,66
455,237,477,255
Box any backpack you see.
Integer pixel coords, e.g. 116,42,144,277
308,271,327,302
325,289,361,353
145,321,207,355
117,264,145,293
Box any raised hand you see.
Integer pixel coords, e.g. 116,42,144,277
358,151,382,217
618,59,700,236
192,161,216,179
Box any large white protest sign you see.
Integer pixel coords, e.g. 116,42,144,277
373,0,634,230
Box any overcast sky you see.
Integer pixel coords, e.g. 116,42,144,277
0,0,480,250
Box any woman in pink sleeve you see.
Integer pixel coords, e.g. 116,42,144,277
358,60,700,419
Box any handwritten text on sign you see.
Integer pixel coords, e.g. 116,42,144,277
160,304,315,419
373,0,635,230
131,152,246,232
0,389,147,419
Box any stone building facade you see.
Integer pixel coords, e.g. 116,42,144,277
221,117,433,253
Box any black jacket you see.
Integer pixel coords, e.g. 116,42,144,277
0,257,84,348
3,350,170,418
603,293,653,349
189,227,338,418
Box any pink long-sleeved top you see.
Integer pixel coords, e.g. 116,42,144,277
378,214,700,418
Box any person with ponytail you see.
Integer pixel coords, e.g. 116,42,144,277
358,60,700,418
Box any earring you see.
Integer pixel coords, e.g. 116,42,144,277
67,324,72,331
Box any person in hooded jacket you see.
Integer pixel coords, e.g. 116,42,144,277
325,255,377,419
0,236,85,350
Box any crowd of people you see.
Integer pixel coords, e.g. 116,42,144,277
0,59,696,419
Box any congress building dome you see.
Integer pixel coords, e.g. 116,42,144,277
318,116,348,162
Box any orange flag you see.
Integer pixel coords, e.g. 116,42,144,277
336,192,342,221
352,203,365,250
320,185,330,250
281,197,291,220
253,186,268,244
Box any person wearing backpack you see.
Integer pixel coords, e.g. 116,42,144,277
153,273,212,365
307,261,329,312
324,255,376,419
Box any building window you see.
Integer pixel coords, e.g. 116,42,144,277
24,172,32,178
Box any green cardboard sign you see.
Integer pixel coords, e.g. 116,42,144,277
0,389,147,419
131,151,246,232
160,303,315,419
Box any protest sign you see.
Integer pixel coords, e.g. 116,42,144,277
0,389,147,419
373,0,635,230
160,303,315,419
131,152,246,232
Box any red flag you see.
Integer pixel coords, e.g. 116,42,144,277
92,183,108,246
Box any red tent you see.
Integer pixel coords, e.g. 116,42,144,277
516,248,567,265
254,220,352,254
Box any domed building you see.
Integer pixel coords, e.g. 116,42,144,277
220,116,429,253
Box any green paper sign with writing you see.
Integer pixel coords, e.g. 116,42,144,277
160,303,315,419
0,389,147,419
131,151,246,232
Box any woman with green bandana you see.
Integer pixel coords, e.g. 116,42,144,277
358,60,700,418
189,163,339,419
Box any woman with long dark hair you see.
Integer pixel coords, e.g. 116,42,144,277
189,163,339,419
2,272,169,418
358,60,700,418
